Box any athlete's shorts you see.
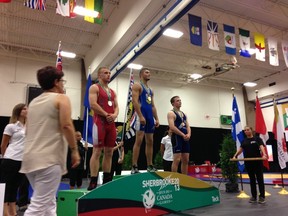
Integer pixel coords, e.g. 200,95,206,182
92,116,116,148
134,112,155,133
172,134,190,154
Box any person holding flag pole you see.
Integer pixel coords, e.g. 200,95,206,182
272,98,288,195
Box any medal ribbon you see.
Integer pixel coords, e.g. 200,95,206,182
99,82,111,101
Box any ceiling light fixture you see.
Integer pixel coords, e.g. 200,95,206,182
243,82,257,87
163,28,183,38
73,6,99,18
56,51,76,58
127,63,143,70
190,73,203,80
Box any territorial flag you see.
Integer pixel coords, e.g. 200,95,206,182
239,28,251,58
84,0,103,25
223,24,236,55
281,41,288,67
254,32,265,61
82,74,93,145
268,37,279,66
273,102,288,169
207,20,219,51
24,0,46,10
281,103,288,130
56,0,76,18
125,71,136,140
232,96,245,172
56,41,62,71
188,14,202,46
255,96,270,170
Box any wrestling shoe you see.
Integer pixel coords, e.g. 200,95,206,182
147,165,157,172
131,165,139,174
87,181,97,191
249,197,257,203
258,197,266,204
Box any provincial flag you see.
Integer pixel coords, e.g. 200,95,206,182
281,103,288,131
239,28,251,58
188,14,202,46
281,41,288,67
56,42,62,71
255,96,270,170
56,0,76,18
223,24,236,55
207,20,219,51
24,0,46,10
82,74,93,145
232,96,245,172
84,0,103,25
0,0,11,3
268,37,279,66
254,32,265,61
125,71,136,140
273,102,288,169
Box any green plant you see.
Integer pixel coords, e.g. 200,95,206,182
219,134,239,184
122,150,132,170
154,151,163,169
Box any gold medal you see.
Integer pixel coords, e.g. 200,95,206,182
146,96,152,104
108,101,112,106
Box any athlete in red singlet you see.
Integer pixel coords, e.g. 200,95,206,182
87,67,119,190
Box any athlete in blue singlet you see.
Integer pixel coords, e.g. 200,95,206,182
131,68,159,174
167,96,191,174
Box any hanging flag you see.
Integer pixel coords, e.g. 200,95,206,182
56,0,76,18
255,96,270,170
207,20,219,51
223,24,236,55
56,42,62,71
254,32,265,61
232,96,245,172
239,28,251,58
281,103,288,131
188,14,202,46
125,71,136,140
281,41,288,67
0,0,11,3
273,102,288,169
82,74,93,145
24,0,46,10
84,0,103,25
268,37,279,66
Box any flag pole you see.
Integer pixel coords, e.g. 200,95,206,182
83,66,91,171
232,87,249,198
121,67,134,142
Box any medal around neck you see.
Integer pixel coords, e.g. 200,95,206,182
108,101,113,106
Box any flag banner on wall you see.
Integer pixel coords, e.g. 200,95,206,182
281,103,288,141
255,96,270,170
84,0,103,24
83,74,93,144
207,20,219,51
223,24,236,55
0,0,11,3
56,0,76,18
188,14,202,46
254,32,265,61
232,96,245,172
125,71,136,140
56,42,62,71
268,37,279,66
281,41,288,67
24,0,46,10
239,28,251,58
273,102,288,169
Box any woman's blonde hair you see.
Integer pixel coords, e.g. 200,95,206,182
9,103,26,124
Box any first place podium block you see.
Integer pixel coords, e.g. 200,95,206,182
57,189,89,216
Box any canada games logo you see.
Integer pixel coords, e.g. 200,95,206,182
142,188,155,212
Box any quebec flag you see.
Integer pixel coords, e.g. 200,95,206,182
232,96,245,172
